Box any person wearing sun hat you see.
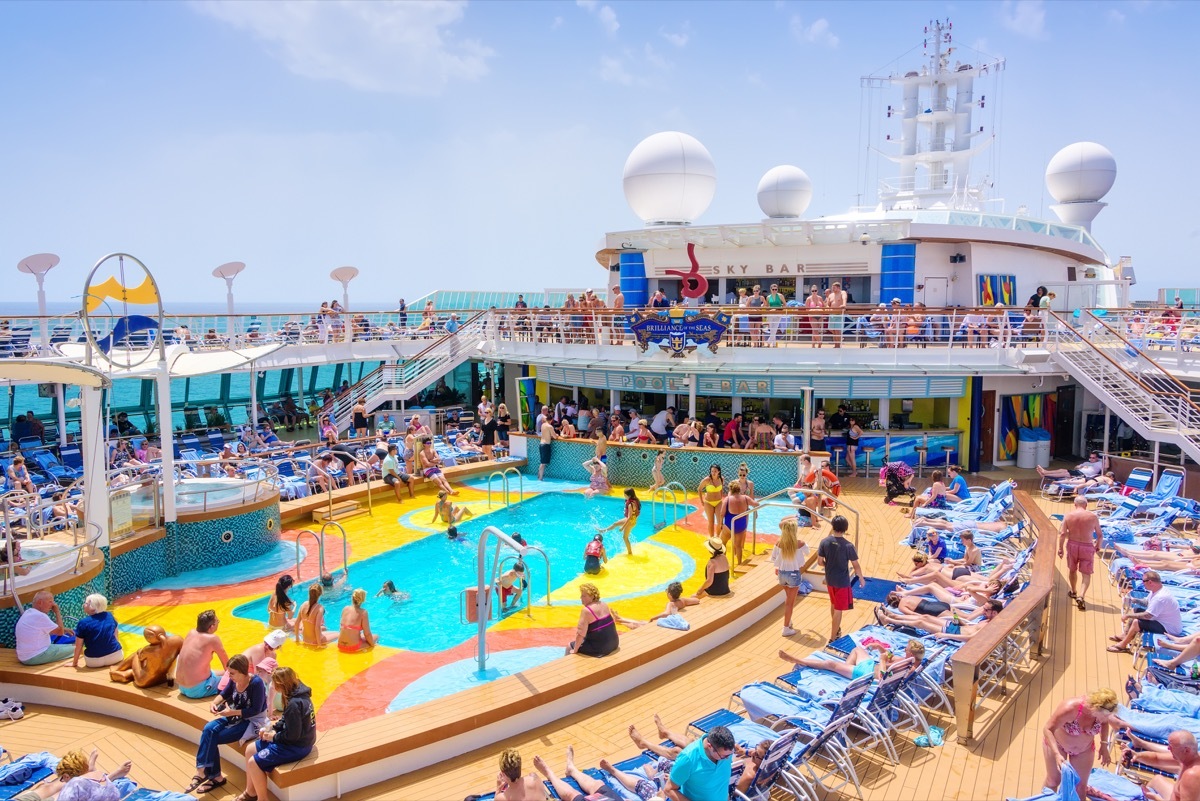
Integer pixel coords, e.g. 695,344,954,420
696,537,731,598
220,630,287,692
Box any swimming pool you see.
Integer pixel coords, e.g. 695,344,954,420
129,477,273,513
233,492,685,652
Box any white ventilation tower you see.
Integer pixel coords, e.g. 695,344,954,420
864,20,1005,211
1045,142,1117,232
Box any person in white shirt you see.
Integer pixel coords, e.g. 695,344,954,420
1108,571,1183,653
477,396,493,420
649,407,675,444
773,425,798,452
16,591,76,665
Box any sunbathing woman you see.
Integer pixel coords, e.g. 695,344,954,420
889,577,1007,610
267,575,296,632
337,589,376,653
295,584,338,646
876,598,1004,641
430,490,473,524
779,638,926,681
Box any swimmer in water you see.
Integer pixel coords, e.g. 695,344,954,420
376,580,410,602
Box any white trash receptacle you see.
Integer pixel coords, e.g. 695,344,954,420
1016,438,1038,469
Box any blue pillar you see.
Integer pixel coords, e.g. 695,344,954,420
879,243,916,304
618,252,649,308
968,376,983,473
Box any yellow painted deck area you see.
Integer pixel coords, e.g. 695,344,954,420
9,470,1137,800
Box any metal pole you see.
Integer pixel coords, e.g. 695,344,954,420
688,376,698,420
35,275,49,354
802,387,813,452
225,278,236,340
250,365,259,429
80,386,110,549
1103,406,1111,456
55,384,68,449
156,365,177,525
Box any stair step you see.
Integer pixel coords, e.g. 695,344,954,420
313,501,366,523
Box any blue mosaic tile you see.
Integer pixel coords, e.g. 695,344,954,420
0,556,109,649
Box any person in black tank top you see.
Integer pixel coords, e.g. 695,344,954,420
697,537,731,597
568,584,618,657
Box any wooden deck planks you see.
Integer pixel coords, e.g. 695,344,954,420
0,468,1139,800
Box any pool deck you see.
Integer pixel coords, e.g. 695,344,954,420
0,467,1138,800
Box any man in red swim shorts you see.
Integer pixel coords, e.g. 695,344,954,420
1058,495,1101,611
817,515,865,643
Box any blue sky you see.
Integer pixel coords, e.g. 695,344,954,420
0,0,1190,307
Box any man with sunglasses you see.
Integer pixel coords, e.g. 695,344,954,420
664,726,735,801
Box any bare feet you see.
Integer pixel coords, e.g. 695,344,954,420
111,761,133,781
532,755,550,778
565,745,576,774
778,648,797,663
628,725,651,751
654,714,670,741
599,758,616,776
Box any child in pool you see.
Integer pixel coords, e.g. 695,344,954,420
613,582,699,628
376,580,410,602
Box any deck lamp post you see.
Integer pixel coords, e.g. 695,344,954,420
212,261,245,340
330,266,359,343
17,253,59,354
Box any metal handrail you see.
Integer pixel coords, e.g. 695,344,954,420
497,545,551,620
2,521,102,601
293,529,325,584
474,525,549,670
320,521,349,582
486,468,524,508
650,486,679,529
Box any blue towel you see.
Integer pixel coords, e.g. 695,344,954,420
737,682,822,722
657,614,690,631
1119,704,1200,740
0,751,56,786
1086,768,1146,801
1057,761,1081,801
1134,682,1200,718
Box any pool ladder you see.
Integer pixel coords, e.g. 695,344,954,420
650,481,688,529
486,467,524,507
460,525,552,671
293,521,350,584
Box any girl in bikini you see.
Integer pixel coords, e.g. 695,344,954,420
430,490,472,524
649,451,666,492
337,589,376,653
267,575,296,632
597,488,641,556
295,584,337,646
1041,689,1122,799
698,465,726,537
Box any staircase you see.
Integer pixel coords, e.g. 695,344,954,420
1046,311,1200,464
326,311,491,431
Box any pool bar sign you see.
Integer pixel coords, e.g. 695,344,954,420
626,308,731,358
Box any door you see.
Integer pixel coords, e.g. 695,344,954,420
1055,385,1077,459
979,390,996,467
922,277,949,308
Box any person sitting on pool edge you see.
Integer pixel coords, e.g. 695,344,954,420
583,534,607,575
176,609,229,699
431,490,473,525
614,581,699,629
338,589,376,653
566,583,618,658
497,562,527,609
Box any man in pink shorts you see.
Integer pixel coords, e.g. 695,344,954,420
1057,495,1101,611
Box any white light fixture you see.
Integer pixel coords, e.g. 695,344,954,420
17,253,60,353
330,266,359,310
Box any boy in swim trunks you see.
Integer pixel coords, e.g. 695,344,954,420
497,562,528,609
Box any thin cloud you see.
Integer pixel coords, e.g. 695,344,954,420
661,23,690,48
1107,8,1126,23
643,43,671,70
599,55,634,85
191,0,492,95
551,15,564,30
789,15,839,48
1000,0,1048,39
577,0,619,35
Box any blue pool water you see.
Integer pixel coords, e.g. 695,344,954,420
232,493,683,652
461,476,589,493
386,646,564,712
146,543,308,591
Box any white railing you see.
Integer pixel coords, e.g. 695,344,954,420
1046,311,1200,464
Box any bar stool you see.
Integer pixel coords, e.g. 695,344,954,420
941,445,954,469
830,445,845,476
914,446,929,478
861,446,876,475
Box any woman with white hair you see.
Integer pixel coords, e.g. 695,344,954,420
72,594,122,669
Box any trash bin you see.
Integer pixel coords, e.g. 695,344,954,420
1016,427,1038,469
1034,429,1052,469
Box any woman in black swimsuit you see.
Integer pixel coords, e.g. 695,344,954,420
496,403,511,449
480,411,498,459
567,583,618,657
696,537,731,597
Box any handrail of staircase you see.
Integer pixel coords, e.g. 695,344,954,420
1049,311,1200,434
486,470,511,508
320,521,349,582
293,529,326,585
501,467,524,503
1072,310,1200,401
663,481,689,510
393,310,489,388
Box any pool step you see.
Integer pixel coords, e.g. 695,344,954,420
312,501,367,524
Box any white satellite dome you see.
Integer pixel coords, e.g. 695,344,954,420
757,165,813,219
1045,142,1117,204
622,131,716,226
